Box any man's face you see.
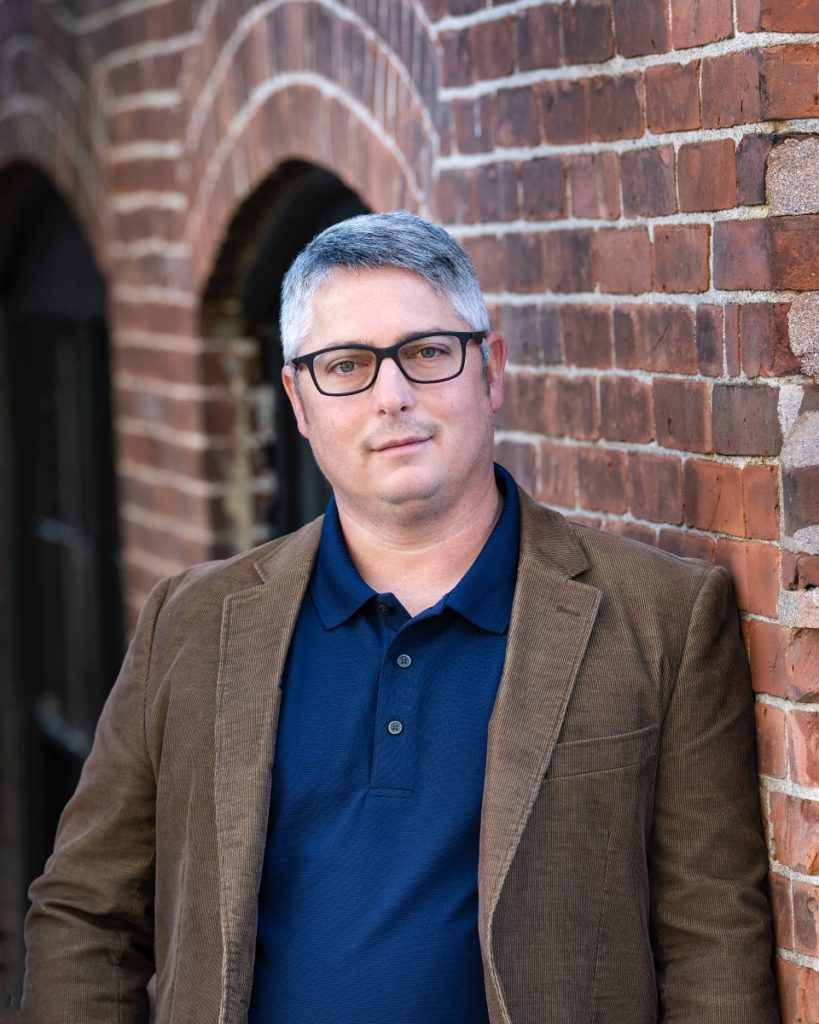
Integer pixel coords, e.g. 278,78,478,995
281,268,506,523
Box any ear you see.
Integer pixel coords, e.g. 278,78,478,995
485,332,507,414
281,364,310,438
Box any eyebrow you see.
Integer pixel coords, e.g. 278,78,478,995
318,327,464,350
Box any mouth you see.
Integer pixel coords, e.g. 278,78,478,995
372,436,431,452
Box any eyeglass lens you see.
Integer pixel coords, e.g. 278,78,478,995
312,335,465,395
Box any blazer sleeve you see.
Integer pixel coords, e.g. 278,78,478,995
21,575,172,1024
650,564,780,1022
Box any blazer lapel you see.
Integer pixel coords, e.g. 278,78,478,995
478,493,601,1023
213,521,321,1024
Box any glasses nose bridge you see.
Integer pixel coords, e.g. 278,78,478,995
370,343,412,390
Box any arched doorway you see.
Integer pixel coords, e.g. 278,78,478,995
202,161,368,540
0,165,124,1000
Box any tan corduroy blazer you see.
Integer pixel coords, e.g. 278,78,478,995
22,488,780,1024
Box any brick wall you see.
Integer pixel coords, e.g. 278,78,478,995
0,0,817,1015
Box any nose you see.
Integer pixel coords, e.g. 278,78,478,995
370,354,417,415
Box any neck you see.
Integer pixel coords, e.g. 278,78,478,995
335,471,502,618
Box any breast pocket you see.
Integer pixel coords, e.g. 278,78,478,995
546,723,659,778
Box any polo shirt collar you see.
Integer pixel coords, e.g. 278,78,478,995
310,463,520,634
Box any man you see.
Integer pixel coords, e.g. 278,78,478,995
23,213,779,1023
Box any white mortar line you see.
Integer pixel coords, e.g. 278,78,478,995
106,141,184,162
111,191,187,212
776,947,819,973
112,284,195,306
72,0,176,33
758,694,819,714
761,774,819,801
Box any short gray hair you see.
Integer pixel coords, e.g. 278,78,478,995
279,211,490,360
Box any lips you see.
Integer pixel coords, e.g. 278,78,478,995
372,435,430,452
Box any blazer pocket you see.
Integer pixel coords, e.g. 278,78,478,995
546,723,659,778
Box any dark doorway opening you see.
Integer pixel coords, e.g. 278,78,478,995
0,165,124,1000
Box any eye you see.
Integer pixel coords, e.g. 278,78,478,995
328,359,358,375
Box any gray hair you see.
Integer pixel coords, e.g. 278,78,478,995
279,211,490,360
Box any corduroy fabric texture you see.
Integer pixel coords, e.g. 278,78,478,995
21,488,779,1024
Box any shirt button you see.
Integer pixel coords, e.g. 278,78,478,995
387,720,403,735
396,653,412,669
377,603,391,615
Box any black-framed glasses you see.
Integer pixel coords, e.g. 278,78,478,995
290,330,487,396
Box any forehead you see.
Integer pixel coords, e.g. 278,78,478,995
303,267,466,351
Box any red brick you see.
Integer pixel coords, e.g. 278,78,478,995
645,61,700,132
538,442,577,507
776,957,819,1024
601,376,654,442
553,376,599,440
440,30,472,87
762,0,819,31
683,460,745,536
715,538,779,616
539,80,589,145
724,305,741,377
701,50,764,128
737,134,774,206
769,790,819,873
561,305,613,368
745,622,819,702
740,302,800,378
712,384,782,456
503,233,545,292
755,702,787,777
783,552,819,592
495,438,537,492
475,163,518,222
469,18,516,80
783,466,819,536
627,452,683,523
500,304,561,366
594,227,653,295
452,95,496,154
621,145,676,217
771,216,819,291
787,630,819,702
567,153,620,220
713,220,771,291
516,5,562,70
762,45,819,120
678,140,737,212
696,305,724,377
543,230,594,293
588,73,644,141
563,0,614,64
657,528,715,561
520,157,564,220
672,0,733,48
653,378,712,453
461,234,504,292
497,86,539,147
736,0,762,31
743,465,781,540
436,169,475,224
653,225,710,294
612,0,669,56
792,879,819,963
604,520,658,546
790,713,819,789
577,447,627,513
498,372,551,433
614,305,697,374
768,872,793,953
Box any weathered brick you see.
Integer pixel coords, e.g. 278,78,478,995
762,0,819,30
715,538,780,616
621,145,676,217
543,230,594,293
713,220,770,290
739,302,800,377
440,30,472,87
461,234,505,293
645,61,700,132
562,305,613,368
653,225,710,294
736,134,774,206
563,0,614,64
538,442,577,507
743,465,781,540
497,86,540,147
604,520,658,546
469,17,516,80
503,233,545,292
498,372,551,433
653,378,712,453
783,551,819,591
520,157,564,220
790,713,819,789
495,438,537,492
724,305,741,377
767,871,793,954
701,50,764,128
594,227,653,295
452,95,496,154
771,216,819,291
627,452,683,523
600,376,654,442
657,528,715,562
577,447,627,512
735,0,762,30
696,305,724,377
500,304,561,366
588,73,644,141
612,0,669,56
539,80,589,144
516,5,562,71
614,305,697,374
684,460,779,539
567,153,620,220
672,0,733,48
762,45,819,121
475,162,518,222
776,956,819,1024
755,703,787,778
745,621,819,701
553,377,599,439
792,879,819,964
712,384,782,456
783,465,819,536
678,139,737,212
769,790,819,873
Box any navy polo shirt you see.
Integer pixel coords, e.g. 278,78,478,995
248,467,520,1024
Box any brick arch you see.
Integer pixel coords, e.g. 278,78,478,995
180,0,439,291
0,15,107,274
